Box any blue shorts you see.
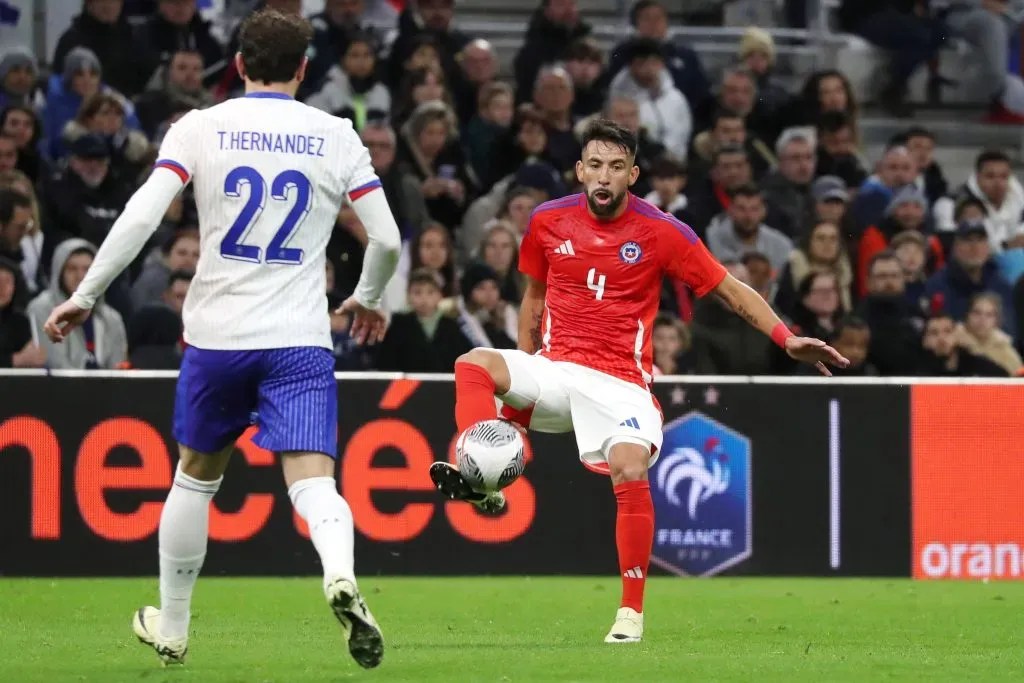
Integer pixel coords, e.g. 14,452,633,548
173,346,338,457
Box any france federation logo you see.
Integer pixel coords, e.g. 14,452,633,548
619,241,642,264
650,411,752,576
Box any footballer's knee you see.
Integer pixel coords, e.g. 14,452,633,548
607,442,651,486
177,444,233,481
456,348,511,394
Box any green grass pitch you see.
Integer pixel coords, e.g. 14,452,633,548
1,577,1022,682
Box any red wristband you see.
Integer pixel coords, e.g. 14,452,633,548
770,322,794,349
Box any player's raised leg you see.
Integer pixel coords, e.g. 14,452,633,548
605,442,655,644
283,453,383,669
133,444,232,665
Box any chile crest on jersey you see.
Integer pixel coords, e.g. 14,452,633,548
619,241,642,264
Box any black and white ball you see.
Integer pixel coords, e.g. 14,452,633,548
456,419,526,493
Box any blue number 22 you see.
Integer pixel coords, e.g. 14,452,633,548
220,166,312,265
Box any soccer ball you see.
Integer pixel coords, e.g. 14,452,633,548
455,419,526,493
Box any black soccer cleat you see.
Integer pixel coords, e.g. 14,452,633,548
429,462,507,516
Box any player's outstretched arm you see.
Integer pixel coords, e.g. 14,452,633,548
43,168,185,343
712,273,850,376
517,275,547,355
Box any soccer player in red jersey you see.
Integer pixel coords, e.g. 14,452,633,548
430,120,848,643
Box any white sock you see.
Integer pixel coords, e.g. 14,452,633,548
288,476,355,589
158,464,221,640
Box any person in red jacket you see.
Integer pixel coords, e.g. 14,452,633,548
858,186,943,296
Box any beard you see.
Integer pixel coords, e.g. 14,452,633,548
586,187,627,218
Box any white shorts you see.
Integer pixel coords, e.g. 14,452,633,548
494,349,664,475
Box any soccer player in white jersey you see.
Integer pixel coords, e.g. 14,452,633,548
43,9,400,670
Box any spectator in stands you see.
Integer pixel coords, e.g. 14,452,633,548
479,222,521,303
398,101,476,232
691,260,775,374
564,38,606,120
891,230,931,312
690,107,774,180
918,311,1007,376
306,32,389,131
44,47,141,161
696,68,775,145
645,156,693,225
376,267,472,372
606,0,708,111
514,0,590,103
0,189,33,272
775,220,853,318
602,96,666,198
135,49,213,139
825,316,876,376
652,313,693,375
409,221,456,298
28,238,127,369
137,0,223,89
453,39,499,127
132,228,198,309
939,0,1024,123
2,105,45,184
851,145,918,236
897,126,948,205
858,187,944,297
465,82,514,180
64,93,152,178
53,0,152,98
810,175,857,251
0,256,45,368
925,220,1016,332
738,28,790,118
388,0,471,91
687,146,751,237
761,127,817,239
363,121,430,245
815,111,869,189
706,184,793,272
452,261,517,349
533,66,581,174
327,292,373,371
0,48,41,111
40,134,135,267
392,64,454,127
838,0,944,117
494,187,538,241
307,0,387,94
0,135,16,175
742,251,774,301
789,271,846,341
933,150,1024,255
858,250,925,375
0,171,44,293
128,269,189,370
484,105,555,191
955,292,1023,373
788,70,861,140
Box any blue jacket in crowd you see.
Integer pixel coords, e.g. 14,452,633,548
923,258,1016,334
42,74,140,161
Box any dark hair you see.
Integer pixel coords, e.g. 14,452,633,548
797,270,838,299
238,8,313,85
393,65,450,125
867,248,900,274
407,267,443,291
713,144,747,165
975,149,1011,172
579,119,638,159
648,155,686,179
76,92,124,124
410,222,455,296
0,187,31,225
740,251,770,268
629,0,664,25
954,195,987,221
926,311,955,326
624,37,664,63
834,315,870,338
802,70,859,122
167,269,193,289
500,186,537,217
343,30,379,56
0,104,41,147
727,182,761,200
161,228,199,256
816,110,852,135
903,126,934,142
566,38,603,64
712,107,744,128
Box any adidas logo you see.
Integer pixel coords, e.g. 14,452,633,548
553,240,576,256
619,417,639,429
623,566,644,579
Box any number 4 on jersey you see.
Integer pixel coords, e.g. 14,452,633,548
587,268,606,300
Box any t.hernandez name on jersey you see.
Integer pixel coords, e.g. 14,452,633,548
649,411,752,577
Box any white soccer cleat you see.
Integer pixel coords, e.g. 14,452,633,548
604,607,644,643
325,577,384,669
131,606,188,665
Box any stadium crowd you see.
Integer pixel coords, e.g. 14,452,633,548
1,0,1024,378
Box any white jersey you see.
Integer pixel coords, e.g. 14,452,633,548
154,93,380,351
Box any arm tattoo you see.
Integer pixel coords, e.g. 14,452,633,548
529,309,543,350
733,303,760,328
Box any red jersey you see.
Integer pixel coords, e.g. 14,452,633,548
519,193,727,387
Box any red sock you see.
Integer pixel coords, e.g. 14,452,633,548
454,361,498,432
614,480,654,613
